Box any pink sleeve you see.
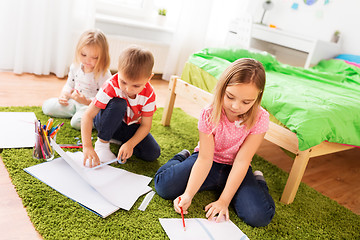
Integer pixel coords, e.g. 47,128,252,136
250,108,269,135
198,107,214,134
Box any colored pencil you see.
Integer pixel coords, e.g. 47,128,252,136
179,197,186,231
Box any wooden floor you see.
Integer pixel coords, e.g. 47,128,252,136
0,71,359,239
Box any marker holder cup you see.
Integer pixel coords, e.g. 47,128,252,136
33,132,54,161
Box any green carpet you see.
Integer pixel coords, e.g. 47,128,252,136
1,106,359,239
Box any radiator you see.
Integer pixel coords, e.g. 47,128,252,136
107,35,170,74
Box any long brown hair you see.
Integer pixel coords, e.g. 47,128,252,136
210,58,266,129
75,29,110,79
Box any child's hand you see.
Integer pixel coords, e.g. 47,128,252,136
58,91,71,106
58,93,70,106
71,89,89,105
174,194,192,215
117,142,133,163
204,199,230,222
83,147,100,168
58,97,69,106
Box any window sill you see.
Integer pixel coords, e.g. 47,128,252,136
96,13,174,33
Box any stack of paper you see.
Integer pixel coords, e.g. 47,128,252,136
24,140,152,217
0,112,36,148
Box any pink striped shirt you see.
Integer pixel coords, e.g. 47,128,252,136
93,73,156,125
194,106,269,165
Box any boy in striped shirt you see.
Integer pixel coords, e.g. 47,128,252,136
81,46,160,167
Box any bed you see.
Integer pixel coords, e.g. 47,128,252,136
161,48,360,204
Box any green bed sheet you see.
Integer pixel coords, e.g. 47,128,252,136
181,48,360,151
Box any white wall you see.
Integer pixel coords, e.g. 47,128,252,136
246,0,360,55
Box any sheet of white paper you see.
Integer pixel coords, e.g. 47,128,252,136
138,190,156,211
159,218,249,240
25,141,153,216
66,151,152,210
0,112,36,148
50,139,86,176
51,140,152,210
24,158,118,218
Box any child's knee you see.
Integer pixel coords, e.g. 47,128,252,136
95,98,127,128
42,98,75,118
108,98,127,114
142,145,161,162
94,98,126,132
70,117,81,130
42,98,57,115
235,205,275,227
154,174,178,200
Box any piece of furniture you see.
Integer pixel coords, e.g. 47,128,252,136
250,23,342,68
161,48,360,204
225,14,253,49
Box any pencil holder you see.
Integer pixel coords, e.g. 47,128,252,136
33,132,54,161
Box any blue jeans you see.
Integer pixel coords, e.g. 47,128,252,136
154,152,275,227
94,98,160,162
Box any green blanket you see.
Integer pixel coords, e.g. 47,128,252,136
181,48,360,150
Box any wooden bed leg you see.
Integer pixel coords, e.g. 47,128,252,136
280,149,311,204
161,76,177,126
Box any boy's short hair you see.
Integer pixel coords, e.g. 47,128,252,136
118,45,154,80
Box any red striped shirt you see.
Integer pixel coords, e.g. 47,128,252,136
93,73,156,125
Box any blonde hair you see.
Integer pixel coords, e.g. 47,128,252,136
75,29,110,79
211,58,266,129
118,45,154,80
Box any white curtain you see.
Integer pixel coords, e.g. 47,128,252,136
0,0,95,78
162,0,249,80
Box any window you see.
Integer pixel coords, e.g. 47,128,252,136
115,0,144,9
95,0,181,31
95,0,155,21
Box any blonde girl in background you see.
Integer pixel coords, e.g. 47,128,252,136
154,58,275,227
42,29,111,130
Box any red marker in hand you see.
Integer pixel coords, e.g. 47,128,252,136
179,197,186,231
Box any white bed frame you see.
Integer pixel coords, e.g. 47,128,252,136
161,76,353,204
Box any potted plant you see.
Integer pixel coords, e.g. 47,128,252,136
157,8,167,26
331,30,340,43
158,8,167,16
